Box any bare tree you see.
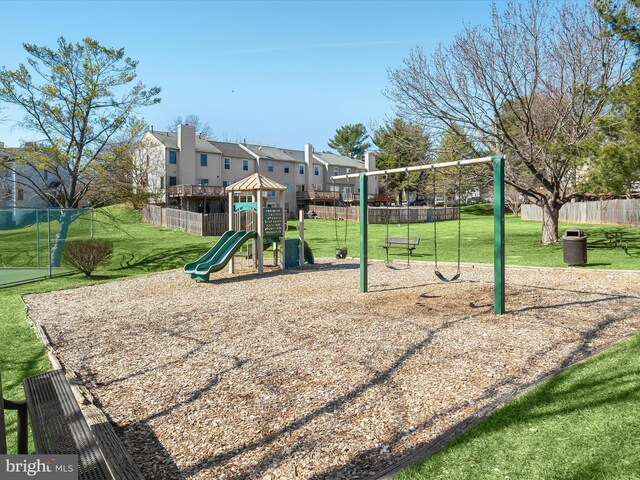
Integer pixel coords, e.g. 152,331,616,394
504,185,535,217
92,118,164,210
387,0,630,243
168,114,214,139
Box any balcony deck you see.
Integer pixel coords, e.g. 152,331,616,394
168,184,225,198
296,190,340,202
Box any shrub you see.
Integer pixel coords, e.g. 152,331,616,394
63,239,113,277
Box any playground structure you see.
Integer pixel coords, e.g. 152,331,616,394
184,173,297,281
331,155,505,314
0,207,93,287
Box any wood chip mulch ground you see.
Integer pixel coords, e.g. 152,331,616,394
24,260,640,480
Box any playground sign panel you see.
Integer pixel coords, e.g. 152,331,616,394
263,207,283,238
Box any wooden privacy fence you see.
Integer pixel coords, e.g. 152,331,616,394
521,199,640,226
310,205,459,224
142,205,227,236
142,204,460,235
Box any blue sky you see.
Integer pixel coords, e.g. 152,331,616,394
0,1,496,151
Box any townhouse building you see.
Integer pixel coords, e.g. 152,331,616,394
141,124,379,217
0,143,67,209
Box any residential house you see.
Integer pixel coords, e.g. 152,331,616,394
141,124,379,217
144,124,225,212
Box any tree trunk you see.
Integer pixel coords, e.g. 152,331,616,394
541,201,560,245
50,210,75,267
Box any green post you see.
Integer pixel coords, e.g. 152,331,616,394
493,155,505,314
47,209,52,278
36,209,40,269
360,173,368,292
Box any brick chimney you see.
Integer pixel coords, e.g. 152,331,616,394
304,143,314,191
177,124,196,184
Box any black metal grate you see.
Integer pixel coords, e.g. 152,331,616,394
24,370,110,480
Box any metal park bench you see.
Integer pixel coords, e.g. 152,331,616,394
380,237,421,255
1,372,28,454
2,370,144,480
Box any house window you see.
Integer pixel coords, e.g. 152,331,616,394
17,189,24,201
223,180,230,187
243,160,249,171
200,154,207,167
199,178,209,186
284,183,289,192
169,151,177,164
314,165,320,176
224,158,231,170
333,166,339,176
298,164,304,175
159,177,164,189
267,161,274,172
267,191,275,197
284,163,290,173
169,176,177,186
346,168,351,174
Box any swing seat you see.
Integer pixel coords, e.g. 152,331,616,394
335,248,348,259
435,270,460,282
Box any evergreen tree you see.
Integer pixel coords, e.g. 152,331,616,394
585,1,640,196
373,118,431,202
328,123,371,159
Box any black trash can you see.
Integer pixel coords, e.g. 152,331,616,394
562,227,587,265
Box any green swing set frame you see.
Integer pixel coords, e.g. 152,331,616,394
331,155,505,315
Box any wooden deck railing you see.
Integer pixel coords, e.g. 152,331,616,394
296,190,340,201
168,184,225,198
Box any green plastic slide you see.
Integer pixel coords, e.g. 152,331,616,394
188,230,259,281
183,230,236,274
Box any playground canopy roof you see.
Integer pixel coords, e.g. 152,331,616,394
228,173,286,192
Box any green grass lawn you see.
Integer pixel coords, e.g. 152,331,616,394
293,204,640,269
1,204,639,477
396,333,640,480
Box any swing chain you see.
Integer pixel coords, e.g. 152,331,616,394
432,162,462,282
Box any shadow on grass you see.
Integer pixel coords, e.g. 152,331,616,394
460,204,493,216
585,227,640,258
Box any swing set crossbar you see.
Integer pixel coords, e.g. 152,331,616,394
347,155,505,316
330,156,493,181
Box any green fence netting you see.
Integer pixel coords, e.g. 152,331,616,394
0,208,93,286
